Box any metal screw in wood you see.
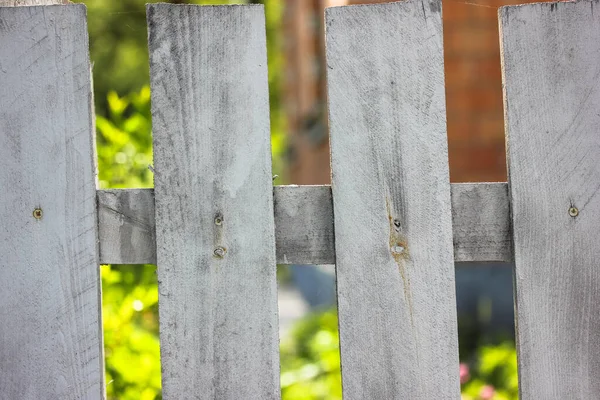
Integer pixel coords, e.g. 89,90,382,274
33,208,43,219
213,246,226,258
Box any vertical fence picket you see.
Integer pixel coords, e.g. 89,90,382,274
325,1,460,398
0,4,103,399
147,4,280,399
0,0,66,5
500,3,600,398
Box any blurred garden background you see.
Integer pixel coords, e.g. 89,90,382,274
72,0,543,398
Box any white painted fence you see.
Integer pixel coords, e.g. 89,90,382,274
1,0,599,399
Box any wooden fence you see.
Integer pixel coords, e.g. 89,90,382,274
1,0,599,398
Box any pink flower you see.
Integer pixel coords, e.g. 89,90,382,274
459,363,470,384
480,384,495,400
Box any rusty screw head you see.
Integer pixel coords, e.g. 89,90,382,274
33,208,43,219
569,207,579,218
213,246,226,258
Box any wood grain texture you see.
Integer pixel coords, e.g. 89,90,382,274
147,4,280,399
97,183,512,265
0,0,68,5
325,1,460,398
98,189,156,265
0,5,103,399
451,183,511,263
273,185,334,265
500,2,600,398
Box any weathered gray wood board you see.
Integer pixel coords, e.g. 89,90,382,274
147,4,280,399
0,0,68,5
0,4,103,399
325,2,460,398
500,2,600,398
98,183,511,265
98,189,156,265
451,182,511,263
273,185,334,265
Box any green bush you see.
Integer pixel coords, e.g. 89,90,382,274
96,86,153,189
96,87,160,399
103,265,161,400
461,342,519,400
280,309,342,400
280,308,518,400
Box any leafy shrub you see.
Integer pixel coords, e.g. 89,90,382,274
96,87,153,189
96,87,161,399
103,265,161,400
280,309,342,400
280,309,518,400
461,342,518,400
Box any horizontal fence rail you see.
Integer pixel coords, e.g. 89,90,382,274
98,182,511,265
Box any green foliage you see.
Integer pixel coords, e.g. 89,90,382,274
96,86,153,189
78,0,243,114
461,342,519,400
78,0,287,178
103,265,161,400
280,309,519,400
96,87,160,399
280,309,342,400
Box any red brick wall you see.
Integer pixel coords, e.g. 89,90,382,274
283,0,551,184
282,0,331,185
443,0,540,182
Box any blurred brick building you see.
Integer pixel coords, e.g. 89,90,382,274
282,0,545,184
